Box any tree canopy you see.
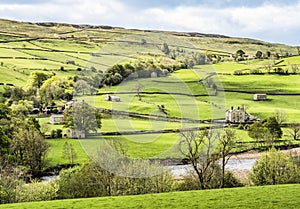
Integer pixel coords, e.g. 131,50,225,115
63,101,102,134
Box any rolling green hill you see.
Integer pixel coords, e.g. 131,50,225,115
0,18,298,86
2,18,300,162
1,184,300,209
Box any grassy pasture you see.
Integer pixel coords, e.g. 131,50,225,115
83,92,218,120
2,184,300,209
223,92,300,121
47,138,89,165
77,133,182,159
101,117,183,132
46,127,297,164
0,66,28,86
186,35,298,55
219,74,300,94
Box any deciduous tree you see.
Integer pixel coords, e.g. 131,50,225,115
63,101,102,134
62,141,77,164
216,129,237,188
288,122,300,140
178,130,219,189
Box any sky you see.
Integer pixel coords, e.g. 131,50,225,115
0,0,299,45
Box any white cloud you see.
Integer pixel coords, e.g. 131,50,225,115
145,2,300,36
0,0,127,24
0,0,300,44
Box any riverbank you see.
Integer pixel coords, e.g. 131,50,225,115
167,147,300,183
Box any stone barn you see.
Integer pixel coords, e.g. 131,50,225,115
254,93,267,101
50,114,64,124
105,94,121,102
66,128,86,139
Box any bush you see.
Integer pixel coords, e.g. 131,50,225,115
57,158,174,199
233,70,245,75
250,69,263,74
16,181,58,202
0,173,23,204
238,124,245,130
56,129,63,138
176,168,243,191
50,129,63,138
57,164,104,199
223,171,244,188
251,147,300,185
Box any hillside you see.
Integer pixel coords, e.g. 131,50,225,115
0,18,298,86
1,184,300,209
1,18,300,161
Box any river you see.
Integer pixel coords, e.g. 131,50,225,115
166,158,258,177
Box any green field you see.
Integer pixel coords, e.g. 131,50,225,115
1,18,300,123
47,138,89,165
2,184,300,209
2,18,300,163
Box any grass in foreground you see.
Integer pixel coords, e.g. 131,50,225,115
1,184,300,209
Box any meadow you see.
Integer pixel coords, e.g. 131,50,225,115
1,184,300,209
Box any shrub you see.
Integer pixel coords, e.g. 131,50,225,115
250,69,263,74
251,147,300,185
0,173,23,204
176,168,243,191
57,164,104,199
56,129,63,138
233,70,245,75
16,181,58,202
223,171,244,188
57,158,174,199
51,129,62,138
238,124,245,130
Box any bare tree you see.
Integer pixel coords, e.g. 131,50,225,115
178,130,219,189
290,64,299,74
264,64,273,73
273,109,288,126
62,141,77,164
216,129,237,188
288,122,300,140
133,83,144,101
109,139,128,156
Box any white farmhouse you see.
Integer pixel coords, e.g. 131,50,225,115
226,107,246,123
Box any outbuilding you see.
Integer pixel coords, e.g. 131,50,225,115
254,93,267,101
66,128,86,139
105,94,121,102
50,114,64,124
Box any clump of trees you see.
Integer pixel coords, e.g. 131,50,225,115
248,116,282,148
102,59,184,86
0,104,49,175
56,157,174,199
